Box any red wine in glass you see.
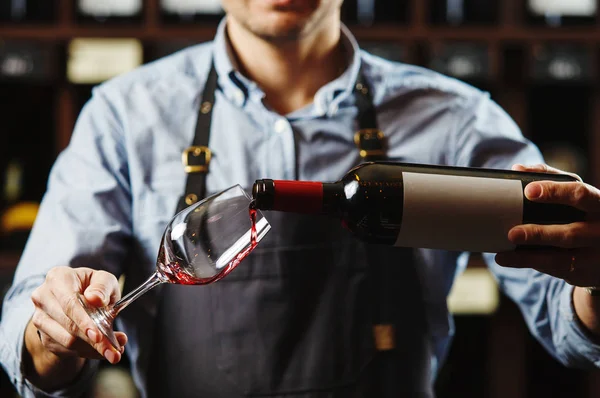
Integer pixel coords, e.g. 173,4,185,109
158,200,260,285
77,185,270,349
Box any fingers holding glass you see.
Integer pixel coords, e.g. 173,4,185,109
30,267,127,363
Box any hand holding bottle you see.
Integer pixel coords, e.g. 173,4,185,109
24,266,127,390
495,163,600,288
253,161,585,253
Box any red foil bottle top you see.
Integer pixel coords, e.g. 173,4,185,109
272,180,324,214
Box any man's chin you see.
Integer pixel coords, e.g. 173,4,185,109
249,20,308,41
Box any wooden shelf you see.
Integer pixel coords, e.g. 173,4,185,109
2,24,600,42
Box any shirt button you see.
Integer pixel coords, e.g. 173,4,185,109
315,102,325,116
234,90,245,105
274,118,288,134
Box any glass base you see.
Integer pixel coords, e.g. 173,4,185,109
77,293,121,350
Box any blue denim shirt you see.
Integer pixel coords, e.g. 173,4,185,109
2,20,600,397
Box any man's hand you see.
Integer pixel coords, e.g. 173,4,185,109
494,163,600,336
494,163,600,287
24,266,128,390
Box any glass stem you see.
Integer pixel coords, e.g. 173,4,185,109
110,271,164,316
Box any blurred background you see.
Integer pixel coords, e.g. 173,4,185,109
1,0,600,397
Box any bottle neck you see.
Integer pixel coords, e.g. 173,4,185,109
252,179,343,215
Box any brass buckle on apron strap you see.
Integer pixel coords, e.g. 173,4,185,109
373,324,396,351
354,129,386,159
181,145,212,205
182,145,212,173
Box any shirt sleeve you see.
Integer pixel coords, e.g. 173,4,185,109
453,90,600,369
0,87,133,396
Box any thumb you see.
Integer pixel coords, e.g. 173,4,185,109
512,163,582,182
512,163,559,173
82,270,121,307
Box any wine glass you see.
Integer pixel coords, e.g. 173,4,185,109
77,184,271,349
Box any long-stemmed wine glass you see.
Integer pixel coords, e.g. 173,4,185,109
77,184,271,349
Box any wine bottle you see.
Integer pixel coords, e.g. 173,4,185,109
0,159,40,251
430,0,498,26
527,0,597,26
0,0,55,23
361,41,406,63
150,40,197,62
252,162,585,253
0,41,58,82
160,0,224,23
76,0,142,23
529,44,592,182
341,0,409,25
429,42,490,84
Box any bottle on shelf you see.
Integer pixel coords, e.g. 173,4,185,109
160,0,224,23
526,0,597,26
150,40,199,62
0,40,58,82
76,0,143,24
0,0,55,23
360,41,407,63
430,0,498,26
252,162,585,253
428,42,491,87
0,40,57,251
528,43,592,182
341,0,409,26
0,159,40,251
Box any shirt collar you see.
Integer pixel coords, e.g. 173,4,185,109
209,18,362,116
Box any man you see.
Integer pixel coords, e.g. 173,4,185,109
2,0,600,396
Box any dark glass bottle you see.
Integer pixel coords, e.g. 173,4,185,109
0,0,55,23
341,0,409,26
160,0,224,24
430,0,498,25
528,44,592,182
252,162,585,253
0,42,56,251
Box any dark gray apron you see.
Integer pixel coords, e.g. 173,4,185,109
146,60,433,397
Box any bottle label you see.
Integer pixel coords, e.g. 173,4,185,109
78,0,142,16
528,0,596,17
161,0,223,14
394,172,523,253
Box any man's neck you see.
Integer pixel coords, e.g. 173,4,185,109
225,17,347,115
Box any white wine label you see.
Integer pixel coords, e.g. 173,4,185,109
528,0,596,17
395,172,523,253
67,39,144,84
78,0,142,17
161,0,223,14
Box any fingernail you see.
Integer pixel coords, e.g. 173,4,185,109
104,349,118,364
86,329,98,343
525,184,542,199
508,227,526,243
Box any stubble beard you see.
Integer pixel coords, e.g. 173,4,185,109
237,3,337,44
